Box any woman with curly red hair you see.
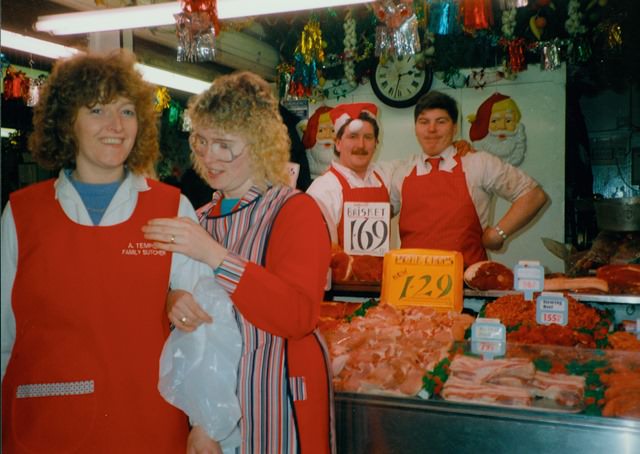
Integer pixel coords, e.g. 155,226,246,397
1,51,210,453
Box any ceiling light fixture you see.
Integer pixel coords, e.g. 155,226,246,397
35,0,375,35
1,30,211,94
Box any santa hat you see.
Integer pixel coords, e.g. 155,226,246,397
302,106,334,149
468,93,510,142
329,102,378,134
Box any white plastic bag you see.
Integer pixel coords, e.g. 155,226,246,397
159,277,242,448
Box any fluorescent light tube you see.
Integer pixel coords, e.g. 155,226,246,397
1,29,80,59
0,30,210,94
1,128,18,138
135,64,211,94
36,0,375,35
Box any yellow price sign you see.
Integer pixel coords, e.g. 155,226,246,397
380,249,463,312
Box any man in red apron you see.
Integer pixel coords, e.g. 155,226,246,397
307,103,392,283
396,91,547,268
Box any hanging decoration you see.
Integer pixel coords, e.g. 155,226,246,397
427,0,460,35
373,0,420,57
343,10,358,88
466,68,505,89
460,0,494,33
166,100,183,127
26,74,47,107
498,6,526,74
539,41,562,70
496,0,528,8
3,67,29,101
174,0,219,62
289,19,325,98
565,0,591,64
155,87,172,113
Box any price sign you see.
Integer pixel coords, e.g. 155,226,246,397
343,201,390,256
380,249,463,312
536,292,568,326
513,260,545,301
471,318,506,359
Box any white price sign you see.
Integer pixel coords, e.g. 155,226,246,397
513,260,545,301
343,201,390,256
536,292,568,326
471,318,506,360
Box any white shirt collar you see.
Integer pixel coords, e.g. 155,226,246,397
331,160,377,182
415,145,458,175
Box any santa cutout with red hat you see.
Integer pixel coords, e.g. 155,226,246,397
307,102,393,283
468,93,527,166
301,106,335,179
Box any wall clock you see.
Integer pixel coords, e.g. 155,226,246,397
370,54,433,108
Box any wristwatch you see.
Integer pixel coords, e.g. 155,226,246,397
494,225,508,240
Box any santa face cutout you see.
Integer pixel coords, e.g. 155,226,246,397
468,94,527,166
304,109,335,179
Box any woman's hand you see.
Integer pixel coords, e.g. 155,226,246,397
187,426,222,454
142,217,227,269
167,289,213,332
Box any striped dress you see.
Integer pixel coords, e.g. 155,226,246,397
198,185,333,454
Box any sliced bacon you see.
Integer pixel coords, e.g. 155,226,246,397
449,356,535,384
531,371,585,408
442,376,533,407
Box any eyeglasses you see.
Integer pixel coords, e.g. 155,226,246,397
189,133,247,163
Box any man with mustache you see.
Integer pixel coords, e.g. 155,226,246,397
307,103,391,249
391,90,547,268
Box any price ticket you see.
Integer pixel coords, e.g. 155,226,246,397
380,249,463,312
471,318,506,360
513,260,545,301
536,292,568,326
343,201,390,256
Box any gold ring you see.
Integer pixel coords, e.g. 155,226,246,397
170,235,176,244
180,316,188,324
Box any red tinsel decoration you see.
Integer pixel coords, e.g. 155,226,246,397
3,67,29,101
460,0,493,32
181,0,219,34
499,37,527,73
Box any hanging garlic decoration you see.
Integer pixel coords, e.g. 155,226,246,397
501,8,516,39
565,0,591,63
565,0,586,36
343,10,357,88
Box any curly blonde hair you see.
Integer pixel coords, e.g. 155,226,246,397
187,71,290,189
28,50,159,175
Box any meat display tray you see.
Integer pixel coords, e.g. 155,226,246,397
335,392,640,454
464,289,640,305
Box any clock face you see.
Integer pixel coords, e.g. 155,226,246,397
370,55,433,108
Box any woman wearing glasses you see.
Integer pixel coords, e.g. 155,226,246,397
143,72,333,454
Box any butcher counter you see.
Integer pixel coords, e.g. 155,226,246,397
327,288,640,453
334,391,640,454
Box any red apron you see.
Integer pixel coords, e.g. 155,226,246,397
399,155,487,267
329,167,390,248
3,179,189,453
